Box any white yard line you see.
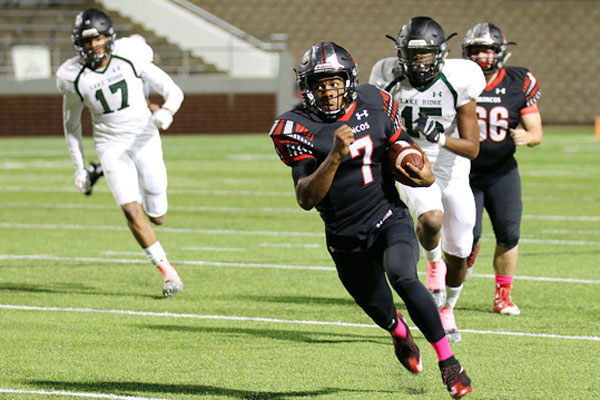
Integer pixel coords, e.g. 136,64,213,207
3,202,600,222
4,222,600,244
0,388,167,400
0,303,598,342
0,254,598,284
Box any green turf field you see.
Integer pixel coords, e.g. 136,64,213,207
0,127,598,400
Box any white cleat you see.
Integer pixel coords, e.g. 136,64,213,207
163,280,183,298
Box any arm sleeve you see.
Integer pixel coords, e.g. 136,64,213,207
62,90,85,170
139,62,184,114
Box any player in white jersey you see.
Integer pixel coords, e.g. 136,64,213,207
56,9,184,297
370,17,485,342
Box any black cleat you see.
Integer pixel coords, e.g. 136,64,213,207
85,161,103,196
392,311,423,374
440,360,472,399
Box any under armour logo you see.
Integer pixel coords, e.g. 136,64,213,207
496,88,506,95
356,109,369,120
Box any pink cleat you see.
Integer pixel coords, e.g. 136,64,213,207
494,284,520,315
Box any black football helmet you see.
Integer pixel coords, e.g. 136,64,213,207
296,42,359,120
394,17,449,87
71,8,116,68
462,22,511,74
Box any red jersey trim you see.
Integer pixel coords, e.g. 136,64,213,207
292,154,316,162
389,125,403,144
338,102,357,121
520,103,539,116
484,67,506,91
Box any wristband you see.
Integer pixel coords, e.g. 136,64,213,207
438,133,446,146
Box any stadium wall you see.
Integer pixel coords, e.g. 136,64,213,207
0,67,294,136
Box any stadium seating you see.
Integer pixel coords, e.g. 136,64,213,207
0,0,221,75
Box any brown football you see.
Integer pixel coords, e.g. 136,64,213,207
386,140,424,185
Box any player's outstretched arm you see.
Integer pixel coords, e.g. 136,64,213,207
294,125,354,210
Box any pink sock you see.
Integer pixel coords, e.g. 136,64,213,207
390,317,407,339
431,335,454,362
495,274,514,286
157,261,179,283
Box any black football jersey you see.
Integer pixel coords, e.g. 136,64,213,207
269,84,411,239
470,66,541,181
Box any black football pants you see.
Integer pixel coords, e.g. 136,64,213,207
329,214,446,344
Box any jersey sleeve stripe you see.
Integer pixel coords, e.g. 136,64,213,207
389,125,403,144
523,71,541,106
520,102,539,116
269,118,316,166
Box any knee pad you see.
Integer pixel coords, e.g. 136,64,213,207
143,192,168,218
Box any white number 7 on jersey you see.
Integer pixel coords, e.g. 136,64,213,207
349,135,374,185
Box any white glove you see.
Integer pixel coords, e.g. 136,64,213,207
153,108,173,130
74,168,90,193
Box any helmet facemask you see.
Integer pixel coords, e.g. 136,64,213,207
397,43,447,87
462,22,512,74
301,72,353,119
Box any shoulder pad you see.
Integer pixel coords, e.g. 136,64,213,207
443,59,486,94
113,36,154,64
56,56,83,82
369,57,400,88
56,56,84,93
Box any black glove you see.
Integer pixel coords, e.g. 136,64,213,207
415,112,443,143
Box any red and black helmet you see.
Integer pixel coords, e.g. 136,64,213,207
296,42,359,120
462,22,510,73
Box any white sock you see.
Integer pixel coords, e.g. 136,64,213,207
143,241,167,266
445,284,463,308
422,242,442,263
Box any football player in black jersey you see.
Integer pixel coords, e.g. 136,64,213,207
270,42,472,399
462,23,543,315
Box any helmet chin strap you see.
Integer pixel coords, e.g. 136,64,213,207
87,50,108,69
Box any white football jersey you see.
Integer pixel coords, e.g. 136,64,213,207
369,58,485,180
57,37,183,146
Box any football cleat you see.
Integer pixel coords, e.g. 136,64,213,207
439,306,461,343
429,289,447,310
441,362,473,399
392,311,423,374
445,329,462,343
426,260,447,309
464,241,480,281
493,284,520,315
163,279,183,298
84,161,104,196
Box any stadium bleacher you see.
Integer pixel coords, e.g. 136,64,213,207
0,0,597,131
0,0,221,75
